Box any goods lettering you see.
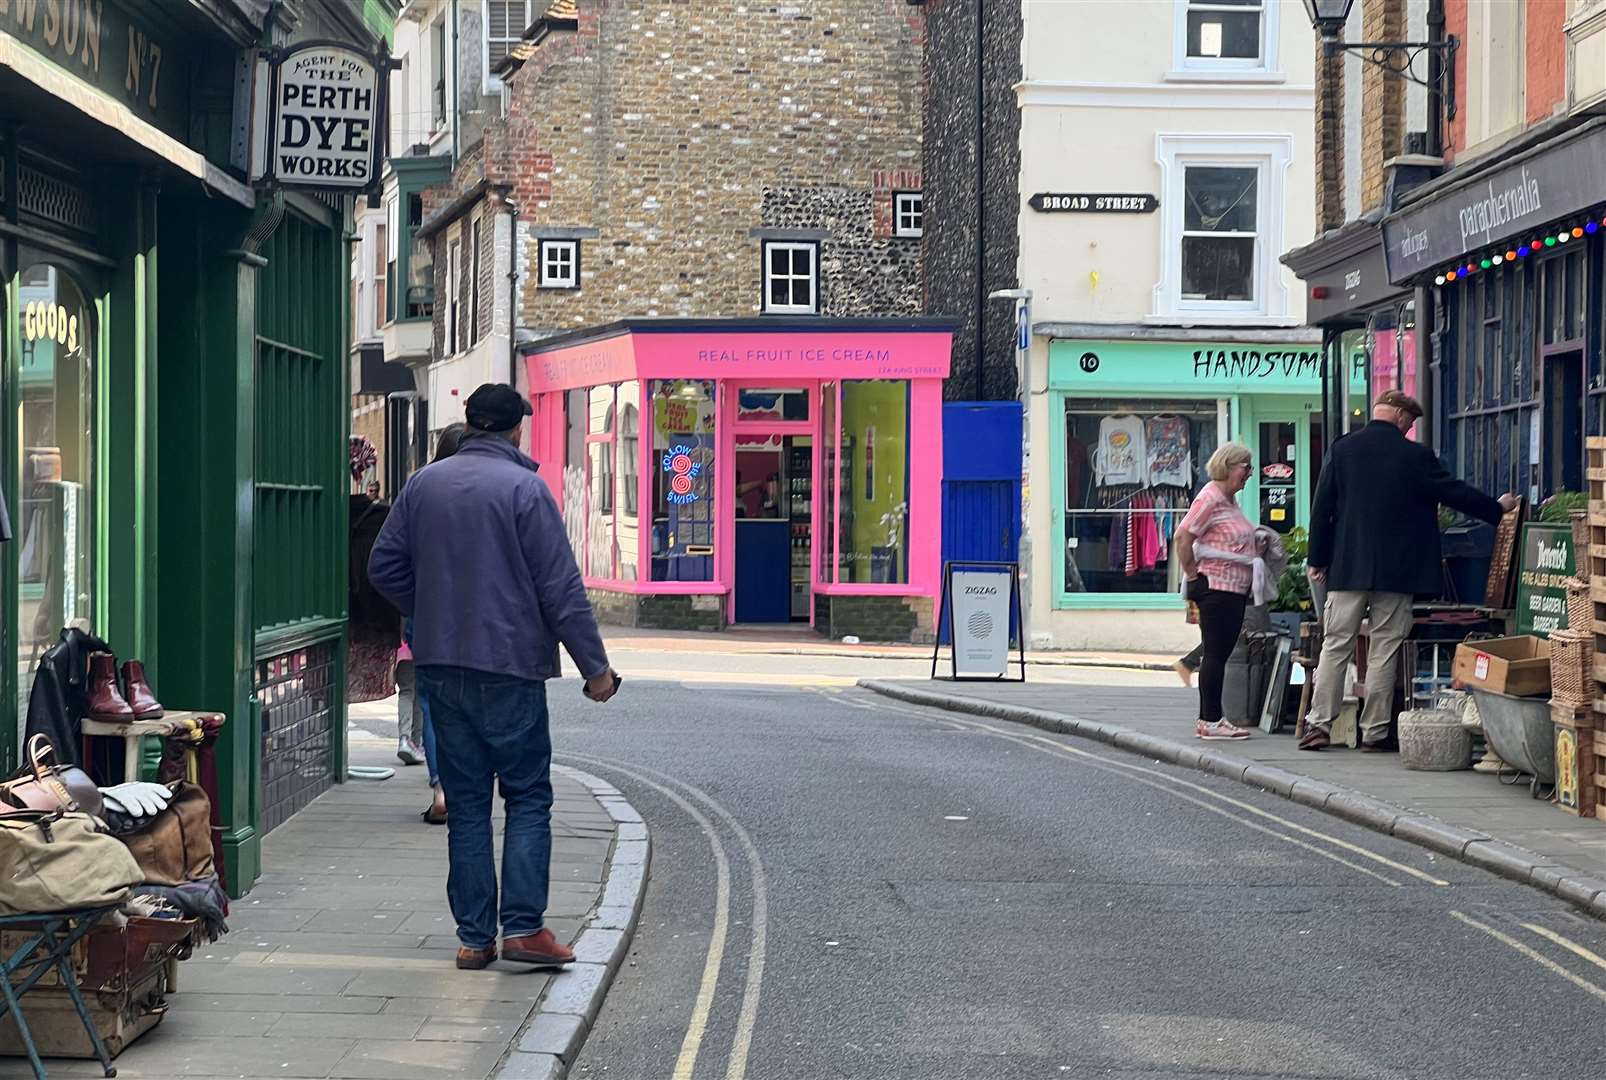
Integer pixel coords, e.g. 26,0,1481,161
22,301,81,353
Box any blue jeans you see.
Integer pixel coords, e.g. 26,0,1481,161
419,694,439,788
414,666,553,949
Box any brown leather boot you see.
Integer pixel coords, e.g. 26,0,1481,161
502,929,574,967
456,945,497,970
119,660,164,720
86,653,134,721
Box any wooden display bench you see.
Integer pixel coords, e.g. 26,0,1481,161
79,711,220,783
1581,436,1606,820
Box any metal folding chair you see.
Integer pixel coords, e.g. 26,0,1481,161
0,907,119,1079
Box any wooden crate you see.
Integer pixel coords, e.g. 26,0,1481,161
1553,702,1599,818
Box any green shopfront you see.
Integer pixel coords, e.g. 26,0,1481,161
1,0,390,895
1042,337,1364,649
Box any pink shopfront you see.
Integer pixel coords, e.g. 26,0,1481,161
521,318,955,641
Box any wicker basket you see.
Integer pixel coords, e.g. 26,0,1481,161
1549,629,1592,707
1567,575,1593,633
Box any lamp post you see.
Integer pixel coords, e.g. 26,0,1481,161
1301,0,1457,153
989,287,1032,651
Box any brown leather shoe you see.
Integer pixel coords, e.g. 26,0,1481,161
456,945,497,970
1298,727,1331,751
502,929,574,967
86,653,134,721
120,660,164,720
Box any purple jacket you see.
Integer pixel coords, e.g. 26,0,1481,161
367,435,609,682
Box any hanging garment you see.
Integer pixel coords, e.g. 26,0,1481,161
1146,416,1192,488
1095,415,1147,487
1066,436,1093,509
25,627,113,768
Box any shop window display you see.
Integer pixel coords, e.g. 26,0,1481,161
587,385,615,577
563,388,587,562
17,265,95,726
650,380,716,582
617,382,640,582
1063,400,1216,594
839,381,910,585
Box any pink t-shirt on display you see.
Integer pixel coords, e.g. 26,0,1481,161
1180,483,1256,595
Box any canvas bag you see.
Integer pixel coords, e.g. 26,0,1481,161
0,813,143,915
119,782,216,886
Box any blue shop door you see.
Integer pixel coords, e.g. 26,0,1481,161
938,480,1018,645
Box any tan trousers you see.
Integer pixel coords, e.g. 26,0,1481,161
1306,590,1413,743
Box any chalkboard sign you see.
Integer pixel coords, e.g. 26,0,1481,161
1484,500,1525,610
1514,522,1575,637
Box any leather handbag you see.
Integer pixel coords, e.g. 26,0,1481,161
0,735,102,819
0,812,143,914
119,782,215,886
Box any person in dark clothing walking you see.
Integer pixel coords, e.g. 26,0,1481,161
1300,391,1516,751
368,384,619,971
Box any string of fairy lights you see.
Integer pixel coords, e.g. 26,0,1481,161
1433,218,1605,285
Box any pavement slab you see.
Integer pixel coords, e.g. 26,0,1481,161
34,742,650,1080
860,678,1606,919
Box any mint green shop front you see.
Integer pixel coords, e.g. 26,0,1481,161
1042,337,1364,649
1,0,391,896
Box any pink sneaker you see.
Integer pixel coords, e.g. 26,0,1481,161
1195,719,1250,740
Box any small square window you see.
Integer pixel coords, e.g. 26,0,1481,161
893,191,923,238
762,241,818,315
540,239,580,290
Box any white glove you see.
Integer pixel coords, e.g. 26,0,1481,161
99,782,172,819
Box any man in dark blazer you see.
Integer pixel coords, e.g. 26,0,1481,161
1300,391,1516,751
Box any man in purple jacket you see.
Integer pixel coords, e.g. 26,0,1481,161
368,383,619,971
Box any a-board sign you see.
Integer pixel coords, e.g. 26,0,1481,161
951,569,1012,678
1514,522,1574,637
931,561,1025,682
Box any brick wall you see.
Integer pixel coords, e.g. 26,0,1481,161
923,0,1023,402
1526,0,1567,126
470,0,925,335
1360,0,1405,211
814,593,935,645
1314,36,1345,231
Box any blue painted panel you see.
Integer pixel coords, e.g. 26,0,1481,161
939,480,1019,645
734,520,792,623
943,402,1022,481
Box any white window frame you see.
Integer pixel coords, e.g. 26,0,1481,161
762,241,819,316
484,0,534,93
1152,133,1293,325
1169,0,1282,82
893,191,923,238
446,231,462,356
539,239,580,290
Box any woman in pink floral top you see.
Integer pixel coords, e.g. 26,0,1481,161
1176,444,1256,741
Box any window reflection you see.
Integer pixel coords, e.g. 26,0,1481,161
17,265,96,727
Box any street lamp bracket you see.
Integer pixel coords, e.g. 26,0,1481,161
1321,35,1458,120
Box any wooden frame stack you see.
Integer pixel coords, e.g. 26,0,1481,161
1577,438,1606,819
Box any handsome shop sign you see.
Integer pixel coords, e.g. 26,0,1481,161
250,43,388,192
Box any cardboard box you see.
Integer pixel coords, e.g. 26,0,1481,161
1453,636,1552,697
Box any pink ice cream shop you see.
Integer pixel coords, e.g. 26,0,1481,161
520,318,955,641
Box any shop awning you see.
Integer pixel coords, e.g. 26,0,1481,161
519,317,956,394
0,31,253,209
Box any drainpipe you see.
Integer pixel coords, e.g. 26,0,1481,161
974,0,987,402
1426,0,1446,160
505,192,519,385
450,0,461,165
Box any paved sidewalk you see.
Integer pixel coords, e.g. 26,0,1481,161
47,739,642,1079
605,625,1176,669
862,678,1606,917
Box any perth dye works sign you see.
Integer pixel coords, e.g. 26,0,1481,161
259,43,385,191
1029,193,1159,214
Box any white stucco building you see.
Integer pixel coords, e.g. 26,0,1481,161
1016,0,1321,652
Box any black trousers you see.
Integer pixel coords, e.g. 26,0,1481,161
1193,582,1248,724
